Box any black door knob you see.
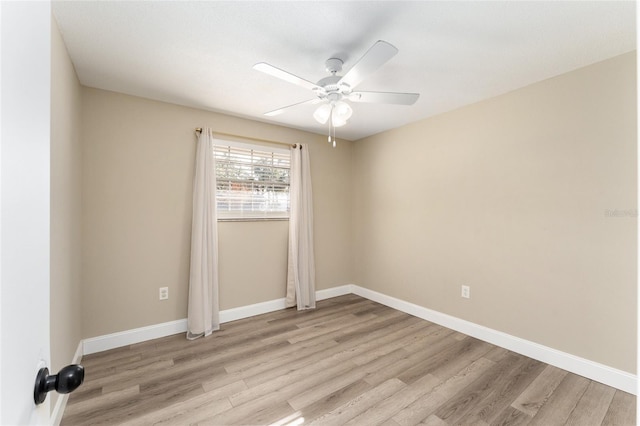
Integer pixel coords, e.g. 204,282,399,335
34,364,84,404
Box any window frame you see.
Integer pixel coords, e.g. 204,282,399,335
212,138,291,222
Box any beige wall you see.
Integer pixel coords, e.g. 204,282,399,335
353,52,637,373
81,89,353,338
50,16,83,410
61,32,635,376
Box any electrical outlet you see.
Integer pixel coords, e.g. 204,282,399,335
461,285,470,299
159,287,169,300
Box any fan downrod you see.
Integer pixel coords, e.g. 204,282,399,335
325,58,343,74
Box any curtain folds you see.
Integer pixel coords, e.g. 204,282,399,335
286,144,316,310
187,128,220,339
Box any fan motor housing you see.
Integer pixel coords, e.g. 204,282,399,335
317,75,341,90
316,74,351,101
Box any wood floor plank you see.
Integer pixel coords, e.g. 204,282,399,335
223,334,336,374
291,299,378,328
330,309,418,344
173,328,295,366
601,390,637,426
454,357,546,425
363,330,460,386
117,320,295,371
222,307,406,378
392,357,496,425
62,295,635,426
206,360,363,425
308,378,407,425
297,307,412,351
117,393,231,426
510,364,568,417
283,344,412,413
528,373,590,426
80,343,150,369
288,346,417,411
245,346,405,418
188,364,248,395
490,406,533,426
433,353,535,425
229,358,358,407
484,346,511,363
243,316,426,390
239,340,345,389
76,359,175,393
399,325,455,355
209,363,355,425
62,385,140,418
418,415,448,426
268,299,374,328
343,374,442,425
296,379,373,423
260,313,376,345
264,295,367,326
100,358,226,394
381,418,403,426
267,410,308,426
398,337,493,384
63,380,205,425
230,400,296,426
565,380,616,426
233,339,339,383
83,356,139,379
200,379,248,399
345,319,435,366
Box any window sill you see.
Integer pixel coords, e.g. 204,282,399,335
217,217,289,222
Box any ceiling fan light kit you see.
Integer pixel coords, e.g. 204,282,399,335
313,103,332,124
313,102,352,126
332,101,353,125
254,40,420,147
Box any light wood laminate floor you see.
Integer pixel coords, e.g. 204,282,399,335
62,295,636,425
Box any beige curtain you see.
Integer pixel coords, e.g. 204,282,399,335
187,128,220,339
286,144,316,309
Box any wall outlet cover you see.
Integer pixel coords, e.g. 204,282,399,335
159,287,169,300
461,285,470,299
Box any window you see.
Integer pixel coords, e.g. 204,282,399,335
214,139,290,220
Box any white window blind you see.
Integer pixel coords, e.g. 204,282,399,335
213,140,290,220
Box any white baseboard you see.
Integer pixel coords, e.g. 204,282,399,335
51,341,83,426
316,285,353,300
217,285,353,323
219,298,286,323
83,318,188,355
350,285,637,395
79,284,637,395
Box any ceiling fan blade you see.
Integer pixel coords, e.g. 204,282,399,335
338,40,398,90
254,62,322,92
349,91,420,105
264,98,322,116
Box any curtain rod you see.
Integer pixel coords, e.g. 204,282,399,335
195,128,301,149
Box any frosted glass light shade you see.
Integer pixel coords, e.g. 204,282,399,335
333,101,353,120
313,104,332,124
331,101,352,127
314,101,353,126
332,116,347,127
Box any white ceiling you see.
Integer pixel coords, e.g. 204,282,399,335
52,1,636,141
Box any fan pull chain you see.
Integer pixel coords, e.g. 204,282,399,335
327,108,337,148
332,125,336,148
327,107,332,144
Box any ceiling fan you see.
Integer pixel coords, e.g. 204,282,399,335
253,40,419,146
